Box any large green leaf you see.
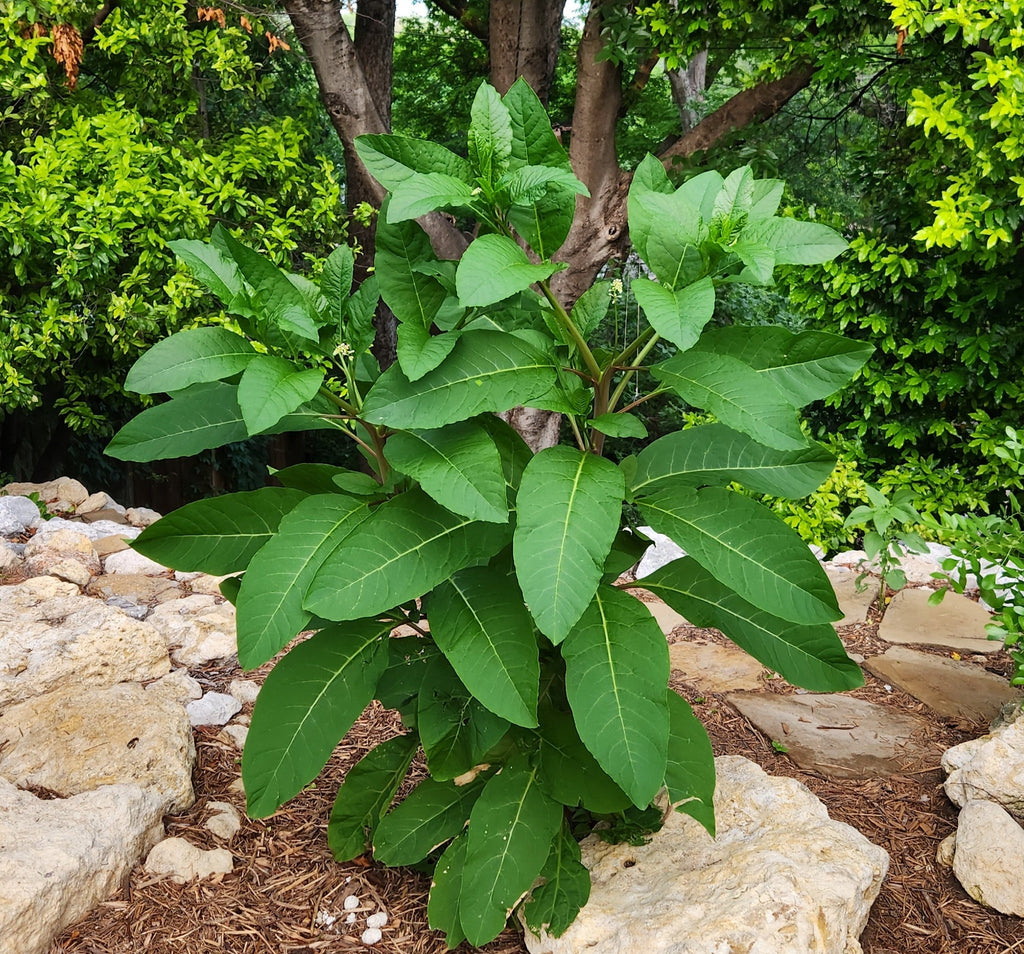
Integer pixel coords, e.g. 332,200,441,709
640,558,863,691
631,277,716,351
501,165,587,205
361,330,556,429
417,655,510,780
167,237,245,305
691,327,873,407
508,188,577,261
327,734,418,861
664,691,716,836
468,81,512,185
461,755,562,946
234,494,372,668
455,234,561,308
396,319,461,382
387,173,477,223
321,244,354,328
652,351,808,451
237,355,324,435
354,134,473,191
304,488,509,622
513,447,624,642
504,78,572,172
428,565,539,726
743,216,848,265
243,620,390,817
384,421,508,523
124,327,256,395
476,415,534,511
428,833,469,949
561,586,670,807
536,702,631,813
521,820,591,939
374,775,487,866
374,211,447,330
632,424,836,499
130,486,307,574
638,485,841,623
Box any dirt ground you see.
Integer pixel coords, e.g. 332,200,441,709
49,610,1024,954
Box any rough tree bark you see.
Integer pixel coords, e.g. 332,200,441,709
667,49,707,133
489,0,565,102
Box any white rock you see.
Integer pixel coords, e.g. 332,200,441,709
144,837,233,884
950,800,1024,916
0,779,164,954
344,894,360,910
189,572,237,596
77,491,126,516
0,681,196,813
635,526,686,579
187,691,242,726
366,911,388,929
204,801,242,840
126,506,162,527
0,577,170,709
148,595,237,665
0,495,41,534
32,516,140,542
24,528,100,579
2,477,89,507
218,724,249,749
103,547,170,576
522,756,888,954
942,717,1024,818
146,669,204,704
361,927,383,945
228,678,261,705
936,833,956,868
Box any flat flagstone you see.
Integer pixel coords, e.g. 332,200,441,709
669,641,768,694
644,599,688,635
825,565,880,626
864,646,1022,723
727,691,937,778
878,587,998,653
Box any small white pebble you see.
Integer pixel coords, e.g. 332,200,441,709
345,876,352,883
366,912,388,929
314,911,338,928
884,684,893,692
346,913,357,924
362,927,383,945
344,894,360,911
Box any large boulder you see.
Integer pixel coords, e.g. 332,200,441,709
946,799,1024,917
147,594,238,665
23,527,100,584
0,681,196,813
522,756,888,954
2,477,89,509
0,496,41,536
0,577,170,709
0,779,164,954
942,713,1024,817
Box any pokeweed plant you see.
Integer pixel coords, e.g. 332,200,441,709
107,80,870,947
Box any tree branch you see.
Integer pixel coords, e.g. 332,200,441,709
426,0,488,42
82,0,120,45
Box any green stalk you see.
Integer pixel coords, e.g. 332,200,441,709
608,332,661,413
539,281,603,382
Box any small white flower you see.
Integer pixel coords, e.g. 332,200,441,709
335,341,355,359
344,894,360,911
362,927,383,945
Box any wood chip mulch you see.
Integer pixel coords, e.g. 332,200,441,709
49,606,1024,954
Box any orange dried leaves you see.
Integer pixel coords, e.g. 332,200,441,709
51,23,83,89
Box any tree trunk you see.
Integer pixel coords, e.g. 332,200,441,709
489,0,566,103
667,49,707,133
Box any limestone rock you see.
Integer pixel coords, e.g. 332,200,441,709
103,547,170,576
878,587,998,653
644,600,688,635
950,800,1024,916
24,528,100,579
146,669,204,704
0,546,20,574
0,577,170,709
825,565,880,626
2,477,89,507
32,516,140,543
0,779,164,954
228,678,261,705
669,641,767,694
204,801,242,840
187,691,242,726
522,756,888,954
86,573,182,605
219,724,249,749
77,491,126,516
0,681,196,812
943,716,1024,817
936,833,956,868
148,594,237,665
126,506,162,527
0,495,41,535
92,533,131,557
144,837,233,884
188,572,237,597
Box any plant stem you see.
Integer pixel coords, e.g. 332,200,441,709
318,386,358,416
539,281,602,382
617,387,669,415
568,414,587,452
608,332,661,413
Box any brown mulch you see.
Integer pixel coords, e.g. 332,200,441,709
49,606,1024,954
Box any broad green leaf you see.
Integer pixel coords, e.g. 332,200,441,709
730,240,776,284
361,330,556,429
374,775,487,866
328,734,418,861
476,414,534,511
641,558,863,690
417,655,510,780
590,412,648,439
652,351,807,451
234,494,372,668
514,447,625,642
503,78,572,172
630,153,674,197
387,173,477,223
243,620,390,817
748,178,785,221
501,165,589,205
428,833,469,949
396,321,461,381
354,134,474,191
508,188,577,261
304,488,509,622
638,486,842,623
124,327,256,395
691,327,873,407
428,565,539,726
237,355,324,435
130,486,307,574
632,424,836,499
461,755,562,946
384,420,508,523
744,216,848,265
521,821,591,939
664,692,716,836
346,275,379,356
375,207,447,327
468,81,513,184
273,463,355,495
571,281,611,342
106,382,336,462
713,166,755,219
456,234,561,308
561,586,670,807
332,472,385,496
631,276,715,350
167,238,244,305
376,636,440,721
602,528,648,583
321,244,354,327
536,702,631,813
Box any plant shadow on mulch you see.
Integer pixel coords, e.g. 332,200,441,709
50,614,1024,954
